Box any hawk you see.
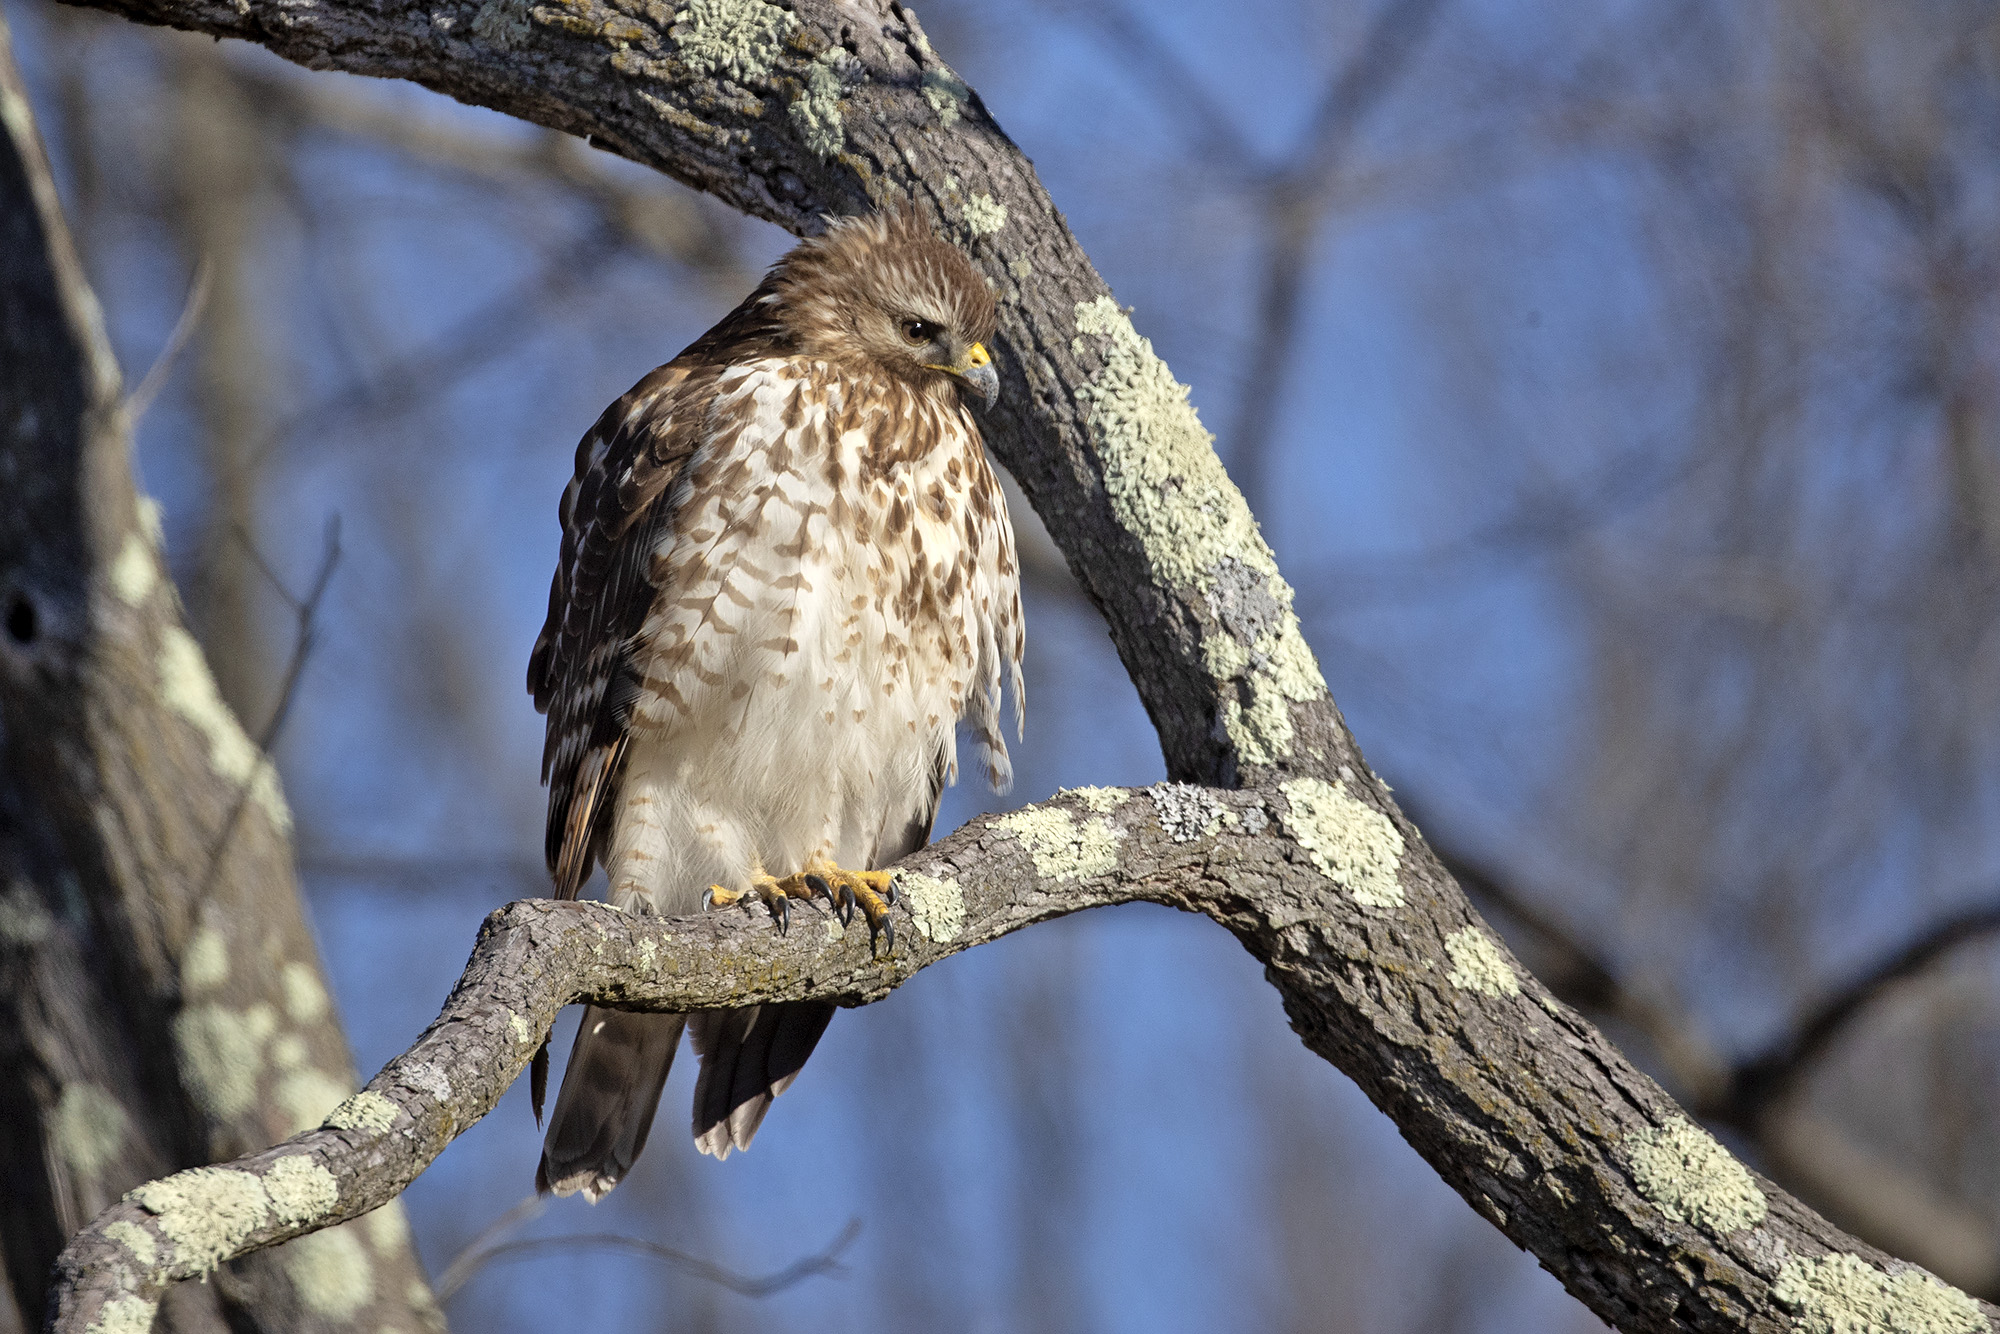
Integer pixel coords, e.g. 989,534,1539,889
528,208,1024,1199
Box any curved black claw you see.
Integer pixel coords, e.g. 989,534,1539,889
870,914,894,959
770,893,790,935
884,876,900,907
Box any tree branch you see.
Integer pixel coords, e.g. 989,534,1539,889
31,3,2000,1332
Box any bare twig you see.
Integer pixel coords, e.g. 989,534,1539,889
121,258,210,427
440,1218,861,1303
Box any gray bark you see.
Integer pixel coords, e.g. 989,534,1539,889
0,24,441,1332
20,1,1998,1333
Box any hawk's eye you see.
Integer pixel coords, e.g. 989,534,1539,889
902,319,941,345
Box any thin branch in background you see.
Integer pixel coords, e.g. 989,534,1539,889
431,1194,545,1301
1727,901,2000,1123
437,1218,863,1303
195,516,340,898
244,224,624,475
1227,0,1451,513
121,258,210,427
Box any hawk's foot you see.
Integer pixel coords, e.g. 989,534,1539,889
704,871,819,936
782,855,897,958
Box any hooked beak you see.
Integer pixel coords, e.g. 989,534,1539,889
937,342,999,410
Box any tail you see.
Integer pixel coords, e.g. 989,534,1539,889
688,1002,835,1159
537,1007,688,1200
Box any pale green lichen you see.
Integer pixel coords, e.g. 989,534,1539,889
54,1082,130,1179
1625,1117,1767,1233
637,937,658,973
104,1220,156,1268
790,47,847,158
362,1201,412,1256
264,1156,339,1226
676,0,794,83
282,962,329,1023
173,1001,276,1120
922,67,968,126
0,882,52,944
1443,927,1520,997
1061,785,1129,813
900,871,965,942
158,626,292,834
277,1068,352,1134
1278,778,1404,909
1008,257,1033,281
824,916,846,942
995,807,1122,881
963,193,1006,235
181,926,229,992
86,1297,157,1334
131,1167,270,1273
469,0,531,47
507,1011,534,1046
1772,1253,1983,1334
1073,298,1323,765
325,1090,399,1134
110,529,158,606
285,1225,374,1319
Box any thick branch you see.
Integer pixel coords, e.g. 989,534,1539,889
50,785,2000,1334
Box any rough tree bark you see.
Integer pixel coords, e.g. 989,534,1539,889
0,25,442,1333
16,1,1996,1332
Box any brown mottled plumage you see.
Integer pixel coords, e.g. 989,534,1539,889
529,209,1023,1200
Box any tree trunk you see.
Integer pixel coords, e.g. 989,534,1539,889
0,22,443,1332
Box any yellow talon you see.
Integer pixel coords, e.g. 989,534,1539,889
779,854,897,957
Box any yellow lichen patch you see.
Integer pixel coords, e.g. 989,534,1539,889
995,807,1122,881
284,1225,375,1320
963,193,1007,235
922,67,969,126
1061,785,1129,814
54,1082,130,1179
173,1001,277,1120
1625,1117,1766,1233
181,925,229,992
131,1167,270,1273
362,1201,412,1255
282,962,330,1023
1443,928,1520,998
277,1069,353,1135
790,47,847,157
637,937,659,974
157,626,292,834
1772,1253,1984,1334
325,1090,399,1134
507,1011,534,1046
1072,298,1324,765
105,1220,156,1268
86,1296,157,1334
110,529,158,606
675,0,794,83
1278,778,1405,909
264,1156,339,1226
1008,257,1034,281
900,871,965,943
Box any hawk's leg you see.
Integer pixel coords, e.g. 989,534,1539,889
705,871,820,936
786,853,897,958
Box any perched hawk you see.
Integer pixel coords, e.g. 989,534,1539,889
528,209,1024,1199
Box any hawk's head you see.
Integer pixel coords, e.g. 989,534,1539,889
769,208,1001,409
